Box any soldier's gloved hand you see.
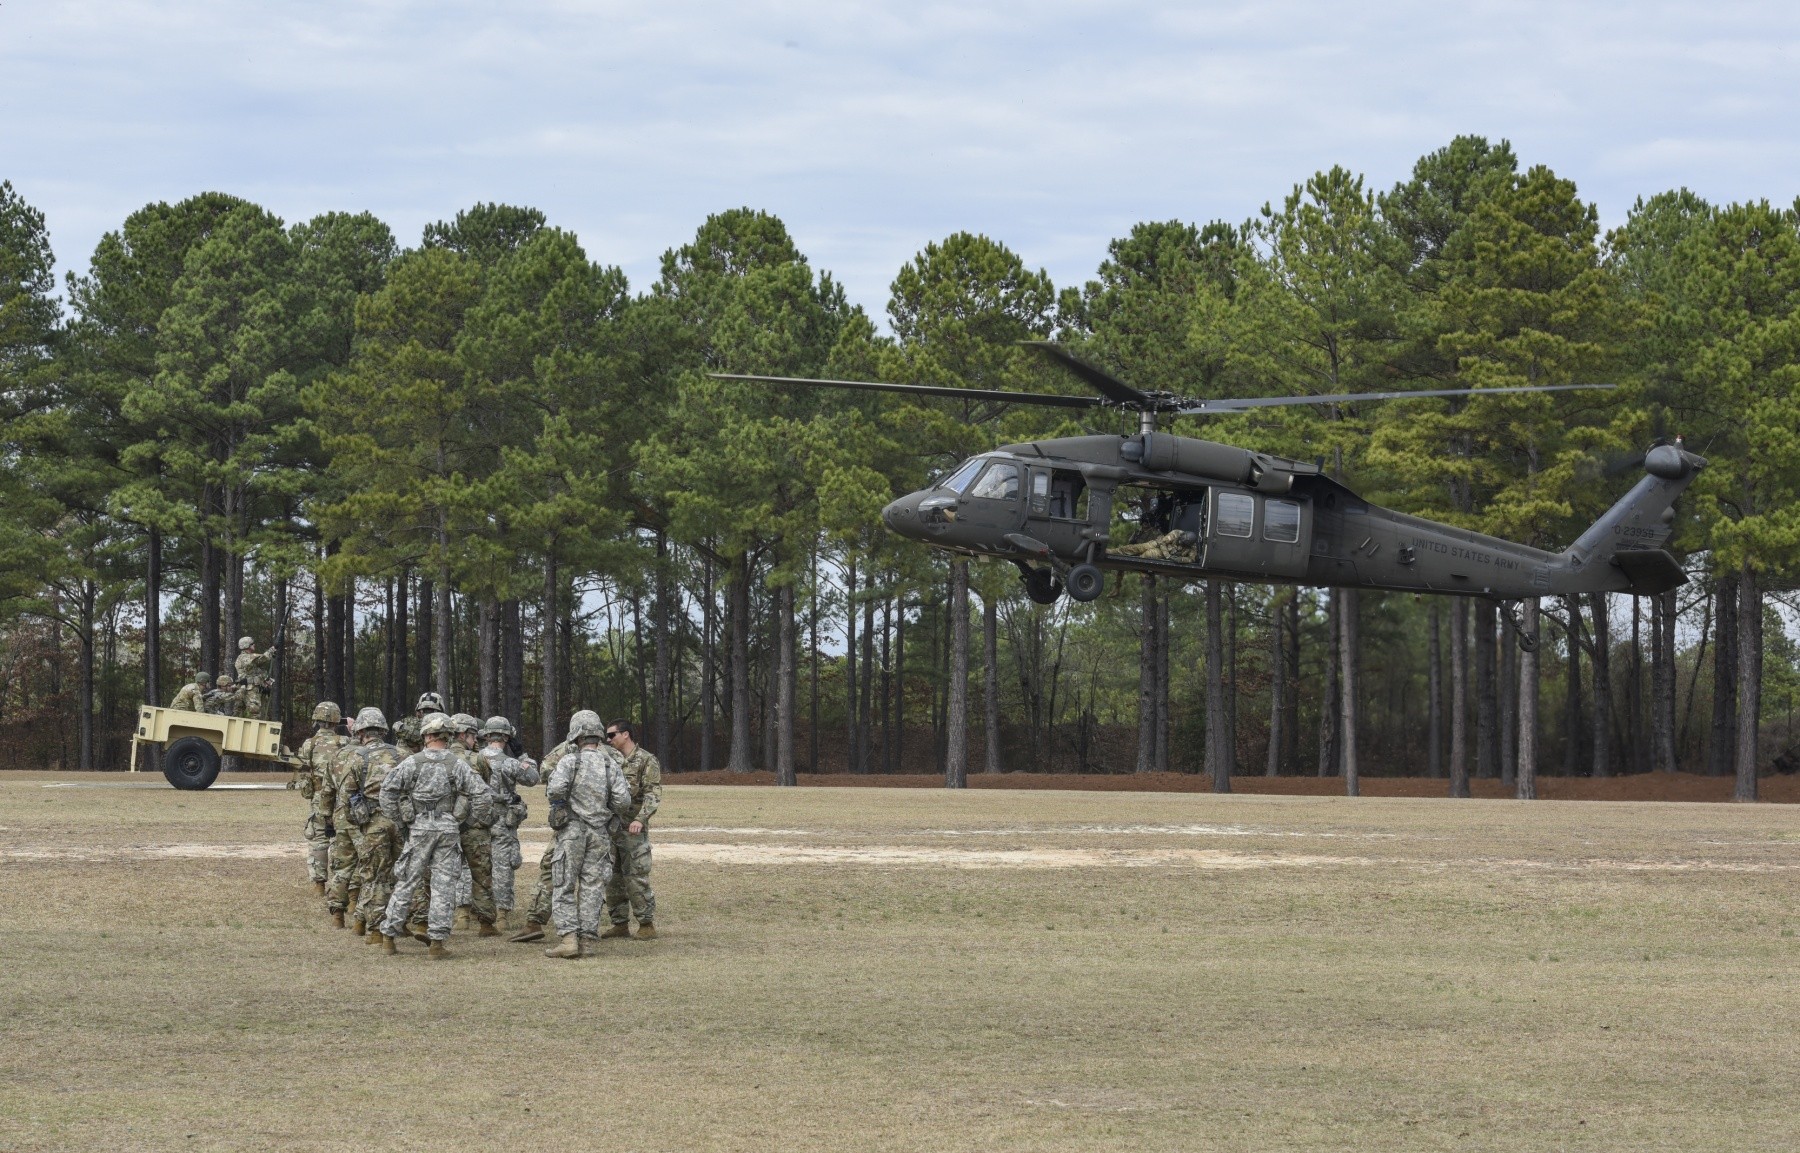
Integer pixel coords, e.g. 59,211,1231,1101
286,778,297,790
324,820,336,839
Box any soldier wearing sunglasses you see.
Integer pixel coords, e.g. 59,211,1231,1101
597,720,661,940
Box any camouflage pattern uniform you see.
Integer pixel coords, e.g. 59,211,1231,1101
234,639,272,719
546,744,631,941
204,679,246,716
393,692,445,758
605,746,662,929
1109,529,1199,562
379,741,494,942
293,707,349,887
409,718,496,928
326,715,404,928
169,676,210,712
480,730,540,915
523,720,596,928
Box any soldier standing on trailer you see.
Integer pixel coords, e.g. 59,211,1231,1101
234,637,274,719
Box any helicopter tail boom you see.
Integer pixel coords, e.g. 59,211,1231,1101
1560,443,1705,594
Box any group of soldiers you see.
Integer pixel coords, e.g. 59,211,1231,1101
287,690,662,960
169,637,276,718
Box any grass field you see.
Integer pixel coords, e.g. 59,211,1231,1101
3,772,1799,1151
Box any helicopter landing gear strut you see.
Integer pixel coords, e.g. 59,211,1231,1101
1502,599,1539,653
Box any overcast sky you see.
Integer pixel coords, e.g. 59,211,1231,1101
6,1,1799,320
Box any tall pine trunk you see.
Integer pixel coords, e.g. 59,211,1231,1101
1710,574,1738,777
843,556,857,772
479,598,498,718
1734,566,1761,801
1205,579,1231,792
984,592,1002,774
1653,590,1678,771
727,553,753,773
1564,596,1585,776
654,532,672,760
1499,618,1517,786
776,582,796,786
501,598,522,726
539,559,558,754
1268,587,1287,777
1590,591,1613,778
859,571,875,772
144,527,161,707
945,559,969,788
1339,588,1360,797
1629,596,1645,772
78,580,95,770
395,568,410,710
1318,589,1340,778
1474,599,1497,778
1449,597,1470,797
1426,603,1442,779
1138,574,1157,773
1517,598,1540,799
700,555,715,771
1156,587,1171,772
416,576,433,712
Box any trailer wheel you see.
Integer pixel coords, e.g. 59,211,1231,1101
162,736,221,790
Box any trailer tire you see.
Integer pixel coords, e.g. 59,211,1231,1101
163,736,221,790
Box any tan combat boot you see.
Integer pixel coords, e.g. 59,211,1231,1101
428,940,450,960
477,920,500,938
509,922,546,944
635,922,657,940
351,914,366,936
544,934,582,959
453,907,470,931
366,927,384,945
313,880,326,897
599,923,631,940
331,910,345,930
381,934,398,955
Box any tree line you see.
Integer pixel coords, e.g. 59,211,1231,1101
3,135,1798,796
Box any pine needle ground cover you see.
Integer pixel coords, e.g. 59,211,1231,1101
3,775,1797,1151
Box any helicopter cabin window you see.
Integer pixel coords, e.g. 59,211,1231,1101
1263,499,1301,544
1214,492,1255,538
1046,469,1087,520
969,461,1020,501
940,458,985,494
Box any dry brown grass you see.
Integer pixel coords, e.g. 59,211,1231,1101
4,771,1800,1151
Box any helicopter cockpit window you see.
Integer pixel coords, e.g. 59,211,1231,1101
939,458,985,494
1214,492,1255,538
1263,499,1301,544
969,461,1021,501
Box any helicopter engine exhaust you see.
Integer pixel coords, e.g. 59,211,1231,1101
1124,434,1294,494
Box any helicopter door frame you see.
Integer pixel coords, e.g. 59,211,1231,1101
954,458,1026,541
1201,488,1311,579
1024,465,1089,558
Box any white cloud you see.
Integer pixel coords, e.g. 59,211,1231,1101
5,0,1800,319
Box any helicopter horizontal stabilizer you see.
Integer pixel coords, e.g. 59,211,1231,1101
1611,550,1687,596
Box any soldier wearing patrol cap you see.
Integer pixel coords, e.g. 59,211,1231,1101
292,701,350,897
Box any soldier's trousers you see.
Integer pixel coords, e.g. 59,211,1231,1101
410,825,496,926
325,820,359,912
604,827,655,926
527,840,556,926
383,823,464,942
491,824,525,910
351,816,401,929
551,821,614,940
303,796,333,885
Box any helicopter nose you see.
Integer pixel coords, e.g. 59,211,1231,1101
882,492,926,538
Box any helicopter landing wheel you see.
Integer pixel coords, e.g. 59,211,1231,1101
1066,563,1104,603
1023,567,1063,605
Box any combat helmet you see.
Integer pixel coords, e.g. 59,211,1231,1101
195,671,213,685
416,691,446,714
351,706,389,734
566,709,601,738
481,716,516,739
238,636,254,650
312,701,343,724
449,712,480,734
569,715,605,741
421,712,459,739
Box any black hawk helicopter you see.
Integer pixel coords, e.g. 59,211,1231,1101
715,344,1699,650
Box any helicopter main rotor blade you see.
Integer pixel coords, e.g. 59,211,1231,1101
708,373,1105,410
1018,341,1155,406
1174,382,1617,415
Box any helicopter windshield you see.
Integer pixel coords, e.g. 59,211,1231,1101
938,457,986,494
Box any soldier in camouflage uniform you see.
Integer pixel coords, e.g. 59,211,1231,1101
233,636,273,719
478,716,539,929
543,716,631,959
378,713,494,959
169,671,211,712
509,709,603,943
410,713,499,936
598,720,662,940
291,701,349,899
392,691,445,757
1109,529,1199,562
204,675,246,716
326,708,404,939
